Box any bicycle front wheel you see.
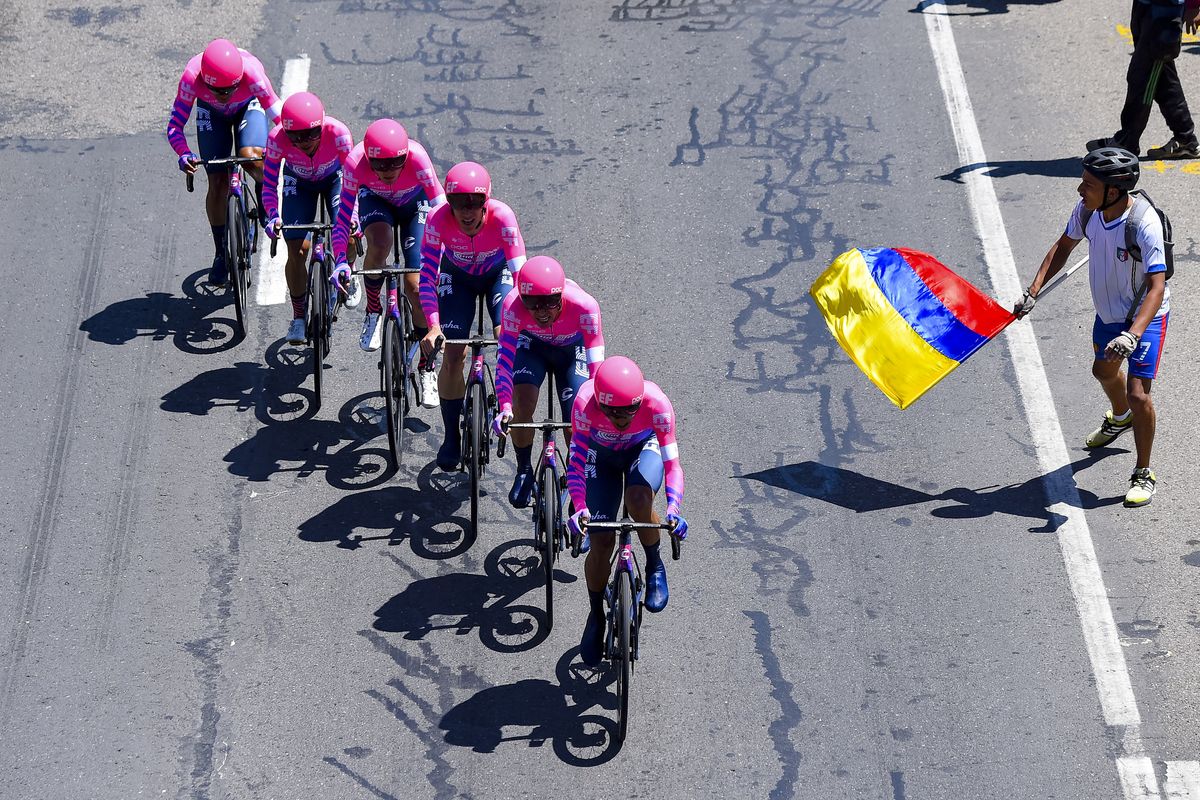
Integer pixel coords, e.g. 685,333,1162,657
468,379,485,539
309,257,328,409
615,570,633,742
382,313,406,469
225,191,248,339
538,466,558,631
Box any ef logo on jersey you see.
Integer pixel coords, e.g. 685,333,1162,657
501,227,519,246
580,313,599,334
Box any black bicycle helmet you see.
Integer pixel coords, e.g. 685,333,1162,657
1082,146,1140,191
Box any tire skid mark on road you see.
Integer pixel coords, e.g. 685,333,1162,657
1,178,114,712
175,347,267,799
94,228,178,652
745,611,803,800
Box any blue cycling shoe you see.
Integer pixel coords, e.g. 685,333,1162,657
579,611,605,667
645,561,668,613
208,255,228,286
508,466,535,508
436,436,461,472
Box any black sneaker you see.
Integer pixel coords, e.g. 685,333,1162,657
1146,136,1200,160
1086,136,1137,155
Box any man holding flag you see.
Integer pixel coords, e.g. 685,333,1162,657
1013,147,1170,508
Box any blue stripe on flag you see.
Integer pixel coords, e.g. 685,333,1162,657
864,247,990,362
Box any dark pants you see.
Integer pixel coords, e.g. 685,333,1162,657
1116,2,1195,152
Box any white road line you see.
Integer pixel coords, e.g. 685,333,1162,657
1165,762,1200,800
920,3,1156,797
255,54,311,306
1120,758,1166,800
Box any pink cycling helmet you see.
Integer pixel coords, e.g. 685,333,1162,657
518,256,565,298
281,92,324,131
363,119,409,160
444,161,491,200
200,39,244,88
594,356,645,407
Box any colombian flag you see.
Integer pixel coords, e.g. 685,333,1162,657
810,247,1013,409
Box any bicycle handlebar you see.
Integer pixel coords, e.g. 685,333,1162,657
354,267,421,276
584,521,673,532
443,337,498,347
272,222,335,258
184,155,263,193
503,421,572,431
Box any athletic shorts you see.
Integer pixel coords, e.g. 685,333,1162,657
584,437,664,523
511,335,588,421
356,189,430,271
1092,313,1168,380
435,261,513,338
196,99,268,173
281,168,341,241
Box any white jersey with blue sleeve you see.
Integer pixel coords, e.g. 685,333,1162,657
1065,199,1170,324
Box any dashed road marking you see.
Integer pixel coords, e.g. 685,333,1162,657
255,54,311,307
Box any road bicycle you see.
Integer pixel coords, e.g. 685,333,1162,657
441,292,499,542
186,156,262,341
273,207,339,410
497,371,573,631
357,222,420,469
581,519,682,743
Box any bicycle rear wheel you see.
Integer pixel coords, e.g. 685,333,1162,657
226,192,248,339
537,466,558,631
468,379,485,540
383,312,406,469
615,570,633,742
309,257,328,409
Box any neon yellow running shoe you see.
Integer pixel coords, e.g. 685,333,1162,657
1085,410,1132,449
1124,468,1156,508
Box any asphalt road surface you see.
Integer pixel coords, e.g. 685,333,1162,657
3,1,1199,798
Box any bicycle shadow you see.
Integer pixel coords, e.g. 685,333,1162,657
298,460,477,557
372,538,553,652
224,390,397,490
80,269,243,354
161,339,320,425
438,647,620,765
744,451,1122,534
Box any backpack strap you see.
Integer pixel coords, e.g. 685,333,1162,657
1124,193,1155,325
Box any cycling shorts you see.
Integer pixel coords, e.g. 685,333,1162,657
196,98,268,174
584,437,664,522
512,335,588,421
281,167,341,242
356,189,430,271
435,261,513,338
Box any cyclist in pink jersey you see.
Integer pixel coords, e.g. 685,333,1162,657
331,120,445,404
168,39,282,285
416,162,526,467
491,256,604,507
261,92,359,344
565,357,687,666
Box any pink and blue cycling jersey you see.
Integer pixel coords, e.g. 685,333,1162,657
419,200,527,326
261,117,355,220
495,280,605,412
332,140,444,264
166,51,281,157
568,380,684,516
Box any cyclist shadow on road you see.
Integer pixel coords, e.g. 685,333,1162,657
298,460,479,557
912,0,1063,16
81,269,244,355
746,451,1122,534
371,538,553,653
439,647,621,766
936,156,1082,183
222,388,398,490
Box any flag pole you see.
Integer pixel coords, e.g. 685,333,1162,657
1030,254,1089,301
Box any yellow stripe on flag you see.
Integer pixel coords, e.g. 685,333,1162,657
810,249,960,409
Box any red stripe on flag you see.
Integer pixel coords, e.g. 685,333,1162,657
895,247,1011,339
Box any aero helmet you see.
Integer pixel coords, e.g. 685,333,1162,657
444,161,491,200
281,92,324,131
594,356,645,407
363,119,409,160
1082,146,1140,192
200,39,244,88
518,256,566,298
